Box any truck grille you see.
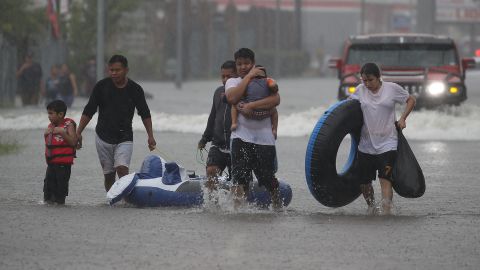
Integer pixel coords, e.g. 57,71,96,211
398,83,423,95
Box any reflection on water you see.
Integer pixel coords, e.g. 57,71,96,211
421,142,447,154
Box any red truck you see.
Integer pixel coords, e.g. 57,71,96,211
329,33,475,108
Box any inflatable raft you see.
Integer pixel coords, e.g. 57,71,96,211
107,155,292,207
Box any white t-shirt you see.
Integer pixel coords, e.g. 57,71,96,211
225,77,275,146
350,81,409,154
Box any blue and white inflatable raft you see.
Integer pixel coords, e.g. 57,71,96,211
107,155,292,207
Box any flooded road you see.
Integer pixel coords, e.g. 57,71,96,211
1,75,480,269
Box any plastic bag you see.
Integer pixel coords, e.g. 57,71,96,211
392,126,426,198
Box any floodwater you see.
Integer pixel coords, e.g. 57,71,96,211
1,73,480,269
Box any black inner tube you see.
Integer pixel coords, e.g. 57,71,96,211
305,99,364,207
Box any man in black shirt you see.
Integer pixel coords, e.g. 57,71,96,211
76,55,156,192
198,60,236,191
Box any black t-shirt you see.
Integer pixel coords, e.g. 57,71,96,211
82,78,151,144
58,74,73,96
19,62,42,90
200,86,232,149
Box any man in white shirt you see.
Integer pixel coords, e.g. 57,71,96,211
225,48,282,209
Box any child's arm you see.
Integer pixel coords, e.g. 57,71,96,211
231,104,238,131
271,108,278,139
54,123,77,146
44,127,53,136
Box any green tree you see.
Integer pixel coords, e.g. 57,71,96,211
0,0,47,56
64,0,141,77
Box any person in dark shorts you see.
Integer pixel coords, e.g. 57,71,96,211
225,48,282,209
198,60,236,191
350,62,416,214
76,55,157,192
44,100,77,204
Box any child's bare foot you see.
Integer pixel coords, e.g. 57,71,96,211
231,123,237,131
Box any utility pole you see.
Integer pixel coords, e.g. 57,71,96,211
416,0,435,34
96,0,105,80
294,0,302,50
274,0,281,77
360,0,365,34
175,0,183,89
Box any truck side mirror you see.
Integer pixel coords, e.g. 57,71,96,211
328,58,342,69
328,58,343,79
462,58,475,70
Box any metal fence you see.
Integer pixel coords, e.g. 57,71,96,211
0,33,17,107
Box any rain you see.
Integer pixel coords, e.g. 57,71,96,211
1,1,480,269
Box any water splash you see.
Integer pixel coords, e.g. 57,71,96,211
2,103,480,140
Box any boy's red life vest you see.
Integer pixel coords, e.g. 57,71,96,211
45,117,76,165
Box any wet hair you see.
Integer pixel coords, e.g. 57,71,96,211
47,100,67,115
108,54,128,68
234,48,255,62
360,62,381,78
221,60,236,71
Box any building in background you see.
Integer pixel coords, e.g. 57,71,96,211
4,0,479,85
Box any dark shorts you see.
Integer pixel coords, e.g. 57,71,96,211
357,150,397,185
231,138,279,192
207,146,231,178
44,164,72,204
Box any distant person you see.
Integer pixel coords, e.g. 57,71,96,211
230,64,279,140
225,48,282,209
82,57,97,97
44,100,77,205
76,55,157,192
349,62,416,214
198,60,236,192
44,65,60,105
58,63,78,107
16,52,43,106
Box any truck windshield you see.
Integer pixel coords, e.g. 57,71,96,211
346,44,458,67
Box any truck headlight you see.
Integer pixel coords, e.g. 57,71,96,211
426,82,446,96
344,86,356,95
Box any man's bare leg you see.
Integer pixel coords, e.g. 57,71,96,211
270,187,282,210
104,173,116,192
104,165,129,192
231,184,246,209
360,183,375,207
116,165,129,178
206,166,221,192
